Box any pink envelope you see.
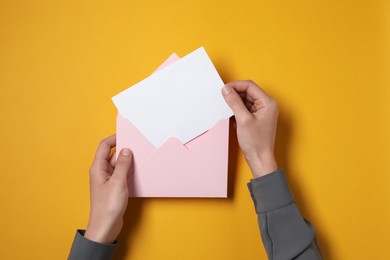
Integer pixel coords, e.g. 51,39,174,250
116,54,229,197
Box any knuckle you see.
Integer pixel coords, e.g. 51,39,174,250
98,139,107,148
266,97,277,107
89,166,100,179
268,99,279,116
269,98,278,109
245,79,256,86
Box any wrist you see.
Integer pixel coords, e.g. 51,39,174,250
84,218,122,244
245,153,278,178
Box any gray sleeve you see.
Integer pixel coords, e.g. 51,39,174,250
247,169,323,260
68,230,117,260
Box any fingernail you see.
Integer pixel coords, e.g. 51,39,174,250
121,148,131,156
222,85,232,95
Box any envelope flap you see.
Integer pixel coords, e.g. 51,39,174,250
130,118,230,197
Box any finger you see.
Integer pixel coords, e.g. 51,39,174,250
244,100,255,111
90,135,116,182
238,92,247,100
238,92,255,103
226,80,271,102
110,151,117,167
112,148,133,183
93,135,116,166
221,85,252,122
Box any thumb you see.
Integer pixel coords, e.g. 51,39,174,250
112,148,133,182
221,85,251,122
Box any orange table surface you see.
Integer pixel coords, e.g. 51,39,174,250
0,0,389,259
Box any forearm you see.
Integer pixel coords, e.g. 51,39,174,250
248,169,323,260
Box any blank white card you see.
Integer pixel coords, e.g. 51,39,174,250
112,47,233,147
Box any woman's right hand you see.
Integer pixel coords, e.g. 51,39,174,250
221,80,279,178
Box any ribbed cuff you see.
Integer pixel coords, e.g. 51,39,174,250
247,169,294,213
68,230,117,260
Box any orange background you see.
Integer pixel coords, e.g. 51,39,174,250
0,0,389,259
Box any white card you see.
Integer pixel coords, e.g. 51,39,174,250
112,47,233,147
